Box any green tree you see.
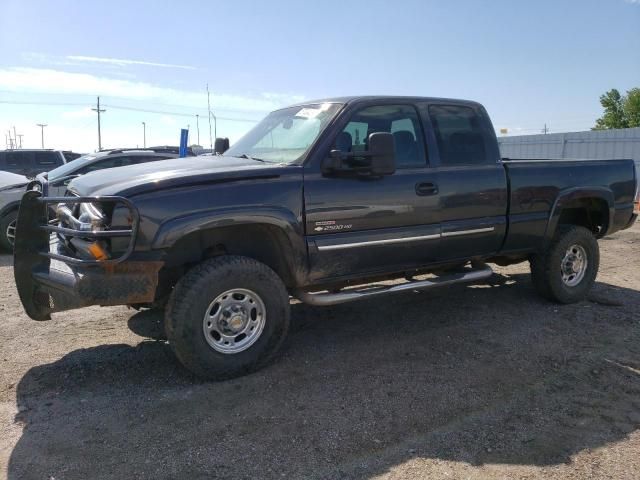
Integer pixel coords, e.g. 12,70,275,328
623,88,640,128
593,87,640,130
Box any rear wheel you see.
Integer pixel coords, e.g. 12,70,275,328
0,210,17,251
165,256,290,380
530,225,599,304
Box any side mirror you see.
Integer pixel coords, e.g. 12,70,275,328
322,132,396,176
367,132,396,176
214,137,230,154
50,174,80,188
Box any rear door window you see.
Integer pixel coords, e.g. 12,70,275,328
78,157,124,174
4,151,33,173
63,152,82,162
428,105,489,165
34,151,63,168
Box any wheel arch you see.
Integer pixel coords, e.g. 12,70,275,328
545,187,614,241
0,200,20,220
153,208,307,289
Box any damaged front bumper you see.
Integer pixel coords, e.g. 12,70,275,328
14,189,162,320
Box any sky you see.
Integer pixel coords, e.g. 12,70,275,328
1,0,639,153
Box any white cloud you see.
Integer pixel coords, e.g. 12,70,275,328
159,115,177,125
624,0,640,4
0,67,305,113
61,107,95,119
66,55,196,70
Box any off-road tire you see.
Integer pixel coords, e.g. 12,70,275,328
0,210,17,251
165,255,290,380
530,225,599,304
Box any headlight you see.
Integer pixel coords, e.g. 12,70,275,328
55,201,111,261
78,202,107,230
56,202,106,232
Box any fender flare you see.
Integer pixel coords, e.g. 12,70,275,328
0,200,20,220
151,206,307,282
544,186,615,242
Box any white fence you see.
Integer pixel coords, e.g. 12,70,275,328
498,127,640,176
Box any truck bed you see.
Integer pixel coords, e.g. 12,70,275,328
502,158,637,253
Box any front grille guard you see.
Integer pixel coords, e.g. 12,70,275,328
20,190,140,266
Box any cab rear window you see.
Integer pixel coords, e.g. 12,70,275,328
429,105,489,166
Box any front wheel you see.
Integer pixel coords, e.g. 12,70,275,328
530,225,599,304
165,256,290,380
0,210,17,251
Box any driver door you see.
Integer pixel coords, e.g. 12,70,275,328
303,103,441,283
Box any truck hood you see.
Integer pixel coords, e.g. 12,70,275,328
0,170,29,189
67,155,292,197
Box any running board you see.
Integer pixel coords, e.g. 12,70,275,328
294,264,494,306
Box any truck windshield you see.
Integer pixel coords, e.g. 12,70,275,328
225,103,343,164
46,152,107,180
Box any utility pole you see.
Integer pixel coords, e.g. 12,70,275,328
92,96,106,150
36,123,47,148
195,114,200,145
206,84,213,150
142,121,146,148
17,134,24,149
542,123,549,135
13,126,17,148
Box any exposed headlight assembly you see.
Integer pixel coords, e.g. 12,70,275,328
56,201,110,261
78,202,107,230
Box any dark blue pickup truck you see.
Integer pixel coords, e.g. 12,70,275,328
14,96,638,379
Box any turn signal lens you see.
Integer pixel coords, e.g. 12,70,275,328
88,242,109,261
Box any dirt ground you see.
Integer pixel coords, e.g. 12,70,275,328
0,224,639,480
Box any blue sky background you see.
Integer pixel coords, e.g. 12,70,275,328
1,0,639,152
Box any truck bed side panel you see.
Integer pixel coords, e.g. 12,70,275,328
502,159,636,253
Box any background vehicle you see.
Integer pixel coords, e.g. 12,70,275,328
0,171,29,250
0,149,80,177
14,96,637,380
38,147,191,197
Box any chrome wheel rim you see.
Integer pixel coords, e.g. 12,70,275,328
203,288,266,354
6,219,16,245
561,244,588,287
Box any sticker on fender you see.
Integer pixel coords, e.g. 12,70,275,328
313,220,352,232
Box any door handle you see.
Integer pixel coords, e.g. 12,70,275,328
415,182,438,196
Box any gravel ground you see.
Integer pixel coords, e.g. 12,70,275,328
1,223,639,480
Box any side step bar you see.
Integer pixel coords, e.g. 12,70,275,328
294,264,494,306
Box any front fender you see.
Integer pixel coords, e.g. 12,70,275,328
544,186,615,242
151,206,307,284
152,205,303,250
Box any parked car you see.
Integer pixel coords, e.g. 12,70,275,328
13,96,638,380
0,149,80,177
37,147,189,197
0,171,29,250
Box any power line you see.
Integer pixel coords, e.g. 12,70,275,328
0,90,271,115
0,99,88,107
100,103,258,123
0,100,261,123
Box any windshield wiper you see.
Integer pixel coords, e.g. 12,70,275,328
235,153,266,163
